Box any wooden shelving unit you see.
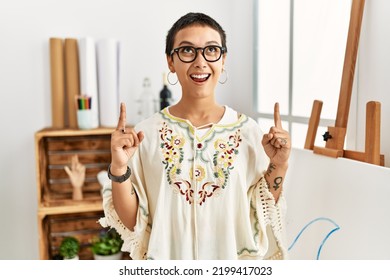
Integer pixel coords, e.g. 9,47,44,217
34,127,114,259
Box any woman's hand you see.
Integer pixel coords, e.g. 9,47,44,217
110,102,144,174
261,103,291,165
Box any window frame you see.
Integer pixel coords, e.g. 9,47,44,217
253,0,355,149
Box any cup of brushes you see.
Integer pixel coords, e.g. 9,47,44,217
76,95,93,130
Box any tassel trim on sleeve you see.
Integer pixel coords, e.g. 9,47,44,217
98,183,150,260
249,176,287,260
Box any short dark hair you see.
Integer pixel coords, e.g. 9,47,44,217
165,12,227,56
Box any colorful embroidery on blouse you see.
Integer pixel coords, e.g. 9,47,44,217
160,122,185,184
213,130,242,189
160,121,242,205
173,180,194,204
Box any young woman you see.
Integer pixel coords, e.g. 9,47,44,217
100,12,291,260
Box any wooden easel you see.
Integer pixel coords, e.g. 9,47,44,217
304,0,384,166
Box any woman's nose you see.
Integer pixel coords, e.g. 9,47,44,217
193,49,207,67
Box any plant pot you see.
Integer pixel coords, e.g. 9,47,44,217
64,255,79,260
93,252,123,260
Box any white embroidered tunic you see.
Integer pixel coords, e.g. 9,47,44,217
99,106,287,260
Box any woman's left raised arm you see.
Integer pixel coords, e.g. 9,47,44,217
261,103,291,202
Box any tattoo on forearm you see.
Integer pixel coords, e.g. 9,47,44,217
266,163,276,177
273,177,283,191
265,163,283,191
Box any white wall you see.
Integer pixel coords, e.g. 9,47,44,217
357,0,390,167
0,0,389,259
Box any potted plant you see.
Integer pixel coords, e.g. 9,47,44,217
59,236,80,260
91,229,123,260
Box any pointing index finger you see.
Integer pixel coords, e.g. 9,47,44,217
117,102,127,131
274,102,282,128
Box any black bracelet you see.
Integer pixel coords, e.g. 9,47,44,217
107,164,131,183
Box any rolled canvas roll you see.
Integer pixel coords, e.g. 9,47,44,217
64,38,80,128
96,38,120,127
78,37,99,129
49,38,66,128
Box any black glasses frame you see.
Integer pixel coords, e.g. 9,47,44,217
170,45,227,63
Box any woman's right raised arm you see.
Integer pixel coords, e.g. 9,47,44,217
110,102,144,230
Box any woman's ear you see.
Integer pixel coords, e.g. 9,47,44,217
221,53,227,67
166,55,175,73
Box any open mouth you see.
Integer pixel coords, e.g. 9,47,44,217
190,74,211,83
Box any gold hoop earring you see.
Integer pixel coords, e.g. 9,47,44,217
167,71,178,85
219,68,228,84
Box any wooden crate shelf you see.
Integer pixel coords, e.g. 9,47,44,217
35,127,113,208
42,211,105,260
35,127,114,259
38,201,103,216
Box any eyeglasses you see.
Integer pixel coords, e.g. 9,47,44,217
170,45,226,63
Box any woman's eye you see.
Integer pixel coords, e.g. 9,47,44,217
182,47,194,53
206,46,217,53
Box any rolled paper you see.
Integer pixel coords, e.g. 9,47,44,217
78,37,99,129
64,38,81,128
96,38,120,127
49,38,66,128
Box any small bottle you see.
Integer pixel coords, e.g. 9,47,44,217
139,77,155,120
159,73,172,110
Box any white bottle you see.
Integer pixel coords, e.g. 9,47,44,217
139,77,155,121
